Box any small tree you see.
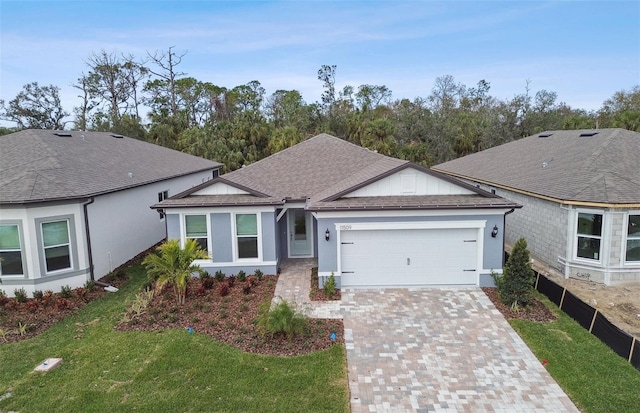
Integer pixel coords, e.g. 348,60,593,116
143,239,208,305
495,237,535,309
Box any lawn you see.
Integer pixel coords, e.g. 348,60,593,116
0,264,349,413
510,293,640,413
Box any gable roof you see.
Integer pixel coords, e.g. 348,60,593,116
432,128,640,206
0,129,221,204
161,133,518,211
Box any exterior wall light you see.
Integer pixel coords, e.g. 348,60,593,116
325,228,330,241
491,225,499,238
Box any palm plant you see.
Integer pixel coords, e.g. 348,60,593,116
143,239,209,305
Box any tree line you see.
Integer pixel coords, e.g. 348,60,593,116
1,48,639,171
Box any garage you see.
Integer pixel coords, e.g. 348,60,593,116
339,225,480,287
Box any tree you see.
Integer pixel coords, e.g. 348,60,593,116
0,82,69,129
495,237,535,309
143,239,208,305
146,46,187,118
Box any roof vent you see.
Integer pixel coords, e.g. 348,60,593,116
579,131,598,137
54,132,72,137
111,134,124,139
538,133,553,138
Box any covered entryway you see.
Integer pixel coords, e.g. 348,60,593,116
288,209,314,257
339,222,482,287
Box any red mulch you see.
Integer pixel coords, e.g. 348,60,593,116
482,287,556,323
114,276,343,356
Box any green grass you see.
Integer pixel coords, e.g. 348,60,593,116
510,293,640,413
0,264,348,413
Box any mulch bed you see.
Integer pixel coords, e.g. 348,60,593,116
309,267,341,302
482,287,556,323
0,272,130,344
115,275,343,356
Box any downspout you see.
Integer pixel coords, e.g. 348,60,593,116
502,208,515,266
82,197,95,281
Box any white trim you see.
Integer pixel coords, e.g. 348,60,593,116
334,220,486,231
170,206,274,215
232,212,262,262
316,209,508,219
40,219,73,275
573,209,605,264
623,211,640,265
181,213,211,257
192,259,277,268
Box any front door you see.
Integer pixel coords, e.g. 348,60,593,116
288,209,312,257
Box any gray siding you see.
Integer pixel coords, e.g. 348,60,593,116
211,213,232,262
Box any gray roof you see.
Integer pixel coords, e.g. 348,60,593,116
162,133,518,211
433,128,640,205
0,129,221,204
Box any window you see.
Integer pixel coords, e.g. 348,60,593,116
576,212,602,260
626,215,640,262
158,190,169,202
185,215,208,251
236,214,258,259
42,220,72,272
0,224,24,275
212,169,220,179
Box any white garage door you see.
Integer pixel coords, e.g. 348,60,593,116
340,227,478,287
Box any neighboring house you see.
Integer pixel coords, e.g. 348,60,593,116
433,128,640,285
0,129,221,296
154,133,520,288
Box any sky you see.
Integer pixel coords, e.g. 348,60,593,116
0,0,639,127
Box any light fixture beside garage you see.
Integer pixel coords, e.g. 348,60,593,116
325,228,330,241
491,225,499,238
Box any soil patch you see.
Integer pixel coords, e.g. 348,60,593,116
115,276,343,357
482,287,556,323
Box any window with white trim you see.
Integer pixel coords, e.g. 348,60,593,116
576,212,602,261
0,224,24,275
41,220,72,273
625,215,640,262
158,190,169,202
185,215,208,252
235,214,258,259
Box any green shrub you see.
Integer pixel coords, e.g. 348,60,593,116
84,280,96,292
214,270,226,282
257,298,307,340
14,288,28,303
323,273,336,299
32,290,44,300
237,270,247,282
494,237,535,309
254,269,264,281
59,285,73,299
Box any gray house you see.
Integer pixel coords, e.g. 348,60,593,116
433,128,640,285
0,130,221,296
155,133,519,288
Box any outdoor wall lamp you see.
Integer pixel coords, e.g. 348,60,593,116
491,225,499,238
325,228,331,241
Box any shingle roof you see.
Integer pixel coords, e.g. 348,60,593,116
161,133,519,211
0,129,221,204
433,128,640,205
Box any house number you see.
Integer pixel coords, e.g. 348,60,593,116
340,225,352,230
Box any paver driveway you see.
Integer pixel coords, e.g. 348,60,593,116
342,288,579,413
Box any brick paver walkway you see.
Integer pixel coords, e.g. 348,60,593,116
274,259,579,413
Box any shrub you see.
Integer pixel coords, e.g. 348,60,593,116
257,298,307,340
202,277,215,290
217,282,230,297
32,290,44,300
237,270,247,282
323,273,337,299
0,290,8,305
199,271,211,281
14,288,28,303
59,285,73,299
75,287,89,302
196,286,207,297
214,270,226,282
242,282,251,295
247,275,258,287
227,275,236,288
26,300,39,311
494,237,535,309
84,280,96,292
42,290,55,306
55,298,71,310
254,269,264,281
